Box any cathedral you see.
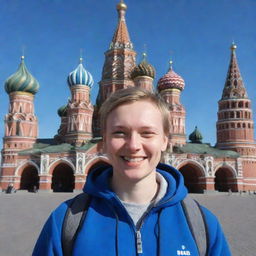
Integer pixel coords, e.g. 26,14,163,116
1,0,256,193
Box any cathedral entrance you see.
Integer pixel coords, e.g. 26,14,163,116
179,163,205,193
51,163,74,192
214,168,237,192
20,166,39,191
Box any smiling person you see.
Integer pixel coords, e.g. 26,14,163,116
33,87,231,256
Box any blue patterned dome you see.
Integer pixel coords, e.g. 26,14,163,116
67,58,94,87
5,56,39,95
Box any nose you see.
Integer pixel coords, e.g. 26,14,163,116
125,133,141,152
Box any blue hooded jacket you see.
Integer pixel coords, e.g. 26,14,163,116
33,163,231,256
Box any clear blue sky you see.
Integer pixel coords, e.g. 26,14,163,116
1,0,256,148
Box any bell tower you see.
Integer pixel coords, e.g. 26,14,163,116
216,43,255,155
216,43,256,191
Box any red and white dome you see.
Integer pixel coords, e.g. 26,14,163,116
157,64,185,92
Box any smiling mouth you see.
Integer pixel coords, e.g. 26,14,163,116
122,156,146,162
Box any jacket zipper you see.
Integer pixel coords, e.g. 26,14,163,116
134,206,155,255
108,196,158,255
136,230,143,254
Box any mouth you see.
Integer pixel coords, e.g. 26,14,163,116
121,156,147,162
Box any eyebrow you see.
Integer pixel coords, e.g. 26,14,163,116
111,125,158,130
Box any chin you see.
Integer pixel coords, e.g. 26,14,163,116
120,168,155,183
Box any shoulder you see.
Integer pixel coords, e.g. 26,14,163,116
42,196,78,232
199,205,220,235
199,205,231,255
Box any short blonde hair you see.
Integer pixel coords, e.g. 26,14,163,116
99,87,170,136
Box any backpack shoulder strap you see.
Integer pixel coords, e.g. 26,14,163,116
62,192,91,256
181,195,208,256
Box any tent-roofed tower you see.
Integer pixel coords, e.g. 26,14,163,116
93,0,137,136
216,43,256,191
216,43,255,155
97,0,136,103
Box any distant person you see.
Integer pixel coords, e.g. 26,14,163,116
33,87,231,255
6,183,15,194
31,185,38,193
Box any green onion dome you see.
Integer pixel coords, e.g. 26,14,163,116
5,56,39,95
157,60,185,92
67,58,94,87
131,53,155,79
189,126,203,143
57,104,68,117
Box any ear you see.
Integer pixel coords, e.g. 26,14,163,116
161,135,168,152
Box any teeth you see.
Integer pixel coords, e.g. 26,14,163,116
123,157,144,162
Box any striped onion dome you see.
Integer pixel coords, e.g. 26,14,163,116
5,56,39,95
157,61,185,92
67,58,94,87
131,53,155,79
57,104,68,117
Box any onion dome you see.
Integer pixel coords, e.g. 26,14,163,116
189,126,203,143
131,53,156,79
67,58,94,87
5,56,39,95
157,60,185,92
57,104,68,117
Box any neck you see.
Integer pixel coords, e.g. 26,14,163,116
111,172,159,204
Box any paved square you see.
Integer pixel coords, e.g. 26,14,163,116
0,192,255,256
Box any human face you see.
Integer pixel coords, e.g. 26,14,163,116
104,100,168,183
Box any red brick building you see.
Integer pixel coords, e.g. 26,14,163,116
1,1,256,193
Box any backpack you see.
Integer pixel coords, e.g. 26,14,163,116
61,193,208,256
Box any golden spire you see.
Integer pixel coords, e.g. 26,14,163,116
117,0,127,11
110,0,132,49
230,41,237,51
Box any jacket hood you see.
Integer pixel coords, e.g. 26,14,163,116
83,163,187,209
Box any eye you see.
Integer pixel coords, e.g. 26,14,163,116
141,131,155,138
112,131,125,137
